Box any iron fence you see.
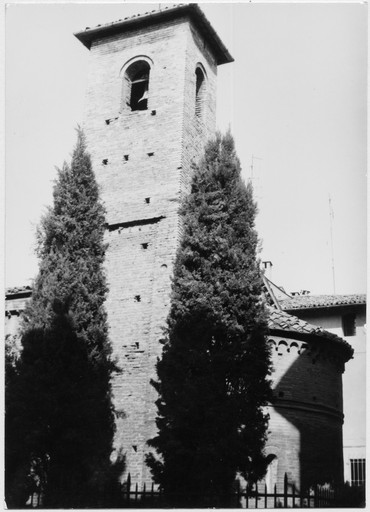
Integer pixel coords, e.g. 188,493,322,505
25,472,365,508
117,472,337,508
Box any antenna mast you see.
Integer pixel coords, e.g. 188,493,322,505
328,195,336,294
250,155,262,181
249,155,263,200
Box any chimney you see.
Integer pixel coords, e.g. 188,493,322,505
262,260,273,280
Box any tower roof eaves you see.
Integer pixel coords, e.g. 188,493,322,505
74,4,234,65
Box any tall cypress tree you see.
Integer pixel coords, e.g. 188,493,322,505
5,129,116,508
24,129,110,362
146,132,272,507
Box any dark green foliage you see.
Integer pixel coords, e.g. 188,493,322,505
5,129,117,507
23,130,110,363
146,132,272,507
6,310,114,507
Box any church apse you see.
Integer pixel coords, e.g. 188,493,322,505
265,309,353,491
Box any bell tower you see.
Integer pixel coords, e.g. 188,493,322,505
75,4,233,483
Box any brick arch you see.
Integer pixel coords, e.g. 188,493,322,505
119,55,154,78
120,56,154,112
195,63,207,118
288,341,299,354
277,339,289,355
268,338,277,348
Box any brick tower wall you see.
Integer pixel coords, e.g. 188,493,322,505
83,15,218,483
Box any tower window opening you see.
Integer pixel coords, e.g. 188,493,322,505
124,60,150,112
195,67,206,118
131,71,149,110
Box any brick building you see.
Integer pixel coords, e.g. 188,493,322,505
5,4,356,492
279,292,366,488
73,3,233,485
266,306,353,490
4,282,354,490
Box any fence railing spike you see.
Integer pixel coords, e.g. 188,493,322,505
284,473,288,508
255,481,258,508
126,473,131,504
264,483,268,508
314,483,318,508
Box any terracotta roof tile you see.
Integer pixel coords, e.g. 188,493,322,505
83,4,182,32
280,294,366,310
74,4,233,65
5,285,32,297
267,307,352,355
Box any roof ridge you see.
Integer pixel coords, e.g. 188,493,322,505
81,4,183,32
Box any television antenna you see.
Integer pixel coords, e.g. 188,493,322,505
249,155,263,201
328,194,336,294
250,155,262,181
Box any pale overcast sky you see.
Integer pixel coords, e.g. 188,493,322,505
5,2,367,295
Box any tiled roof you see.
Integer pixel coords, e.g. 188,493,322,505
74,4,233,65
6,286,32,297
3,285,353,357
81,3,183,30
268,307,353,355
280,294,366,311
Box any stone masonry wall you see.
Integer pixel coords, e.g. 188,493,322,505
83,15,218,484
